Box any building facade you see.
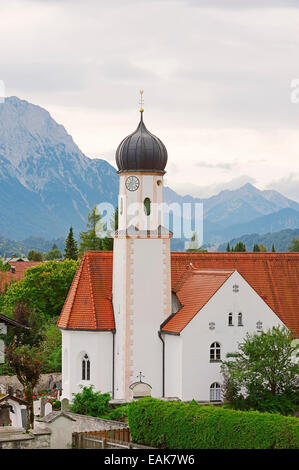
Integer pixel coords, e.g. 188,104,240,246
57,110,299,403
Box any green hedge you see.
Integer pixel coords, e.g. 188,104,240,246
128,398,299,449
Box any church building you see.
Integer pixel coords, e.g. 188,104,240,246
57,108,299,403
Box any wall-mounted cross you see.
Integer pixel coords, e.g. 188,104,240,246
137,371,145,382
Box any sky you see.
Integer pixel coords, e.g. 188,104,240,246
1,0,299,200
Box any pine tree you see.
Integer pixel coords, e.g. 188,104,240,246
233,242,246,252
272,244,276,252
64,227,78,260
253,244,260,252
79,206,103,254
226,243,230,252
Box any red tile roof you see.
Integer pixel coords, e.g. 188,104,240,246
161,267,234,333
0,261,42,292
57,252,299,337
57,251,115,330
169,253,299,336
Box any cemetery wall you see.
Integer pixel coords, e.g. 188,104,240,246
0,428,51,449
0,372,61,394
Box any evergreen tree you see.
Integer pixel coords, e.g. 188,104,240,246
79,206,103,254
253,244,260,252
64,227,78,260
233,242,246,252
226,243,230,252
101,207,118,251
288,237,299,252
272,244,276,252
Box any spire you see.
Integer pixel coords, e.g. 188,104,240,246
139,89,144,119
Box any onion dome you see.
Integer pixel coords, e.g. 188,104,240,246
116,110,168,174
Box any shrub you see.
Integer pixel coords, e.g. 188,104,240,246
107,404,129,421
229,391,298,416
128,398,299,449
70,385,111,417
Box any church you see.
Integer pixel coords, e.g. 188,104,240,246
57,108,299,403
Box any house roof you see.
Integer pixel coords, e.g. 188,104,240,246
161,267,234,334
169,253,299,336
56,252,299,337
0,313,29,329
0,395,29,406
38,411,76,423
0,261,42,292
57,251,114,331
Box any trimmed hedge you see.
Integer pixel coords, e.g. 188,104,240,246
128,398,299,449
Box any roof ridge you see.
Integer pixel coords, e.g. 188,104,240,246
86,253,98,330
61,257,84,329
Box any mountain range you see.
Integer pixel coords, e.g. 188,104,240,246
0,96,299,251
217,228,299,253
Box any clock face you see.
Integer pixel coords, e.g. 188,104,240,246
126,176,140,192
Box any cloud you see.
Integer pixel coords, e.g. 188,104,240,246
1,0,299,200
266,173,299,203
195,161,236,170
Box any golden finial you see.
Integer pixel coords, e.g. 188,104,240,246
139,89,144,113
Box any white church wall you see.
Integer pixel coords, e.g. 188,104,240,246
173,271,285,402
164,334,182,398
113,237,127,399
130,238,166,398
61,330,113,402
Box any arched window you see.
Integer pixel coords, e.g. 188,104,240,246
210,342,221,361
82,354,90,381
238,312,243,326
144,198,151,216
228,312,233,326
210,382,221,402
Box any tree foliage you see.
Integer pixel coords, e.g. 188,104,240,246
45,244,63,261
79,206,104,254
70,385,111,417
288,237,299,252
64,227,78,260
2,259,79,319
221,326,299,414
5,338,46,430
28,250,44,261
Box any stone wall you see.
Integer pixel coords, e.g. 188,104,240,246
0,372,61,394
64,411,128,433
0,428,51,449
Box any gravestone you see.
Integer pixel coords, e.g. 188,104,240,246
61,398,69,411
0,405,11,426
47,375,54,391
44,402,52,416
21,408,27,429
40,396,46,418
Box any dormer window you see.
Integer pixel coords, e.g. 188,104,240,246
228,313,233,326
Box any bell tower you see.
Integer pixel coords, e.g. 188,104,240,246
113,93,172,400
